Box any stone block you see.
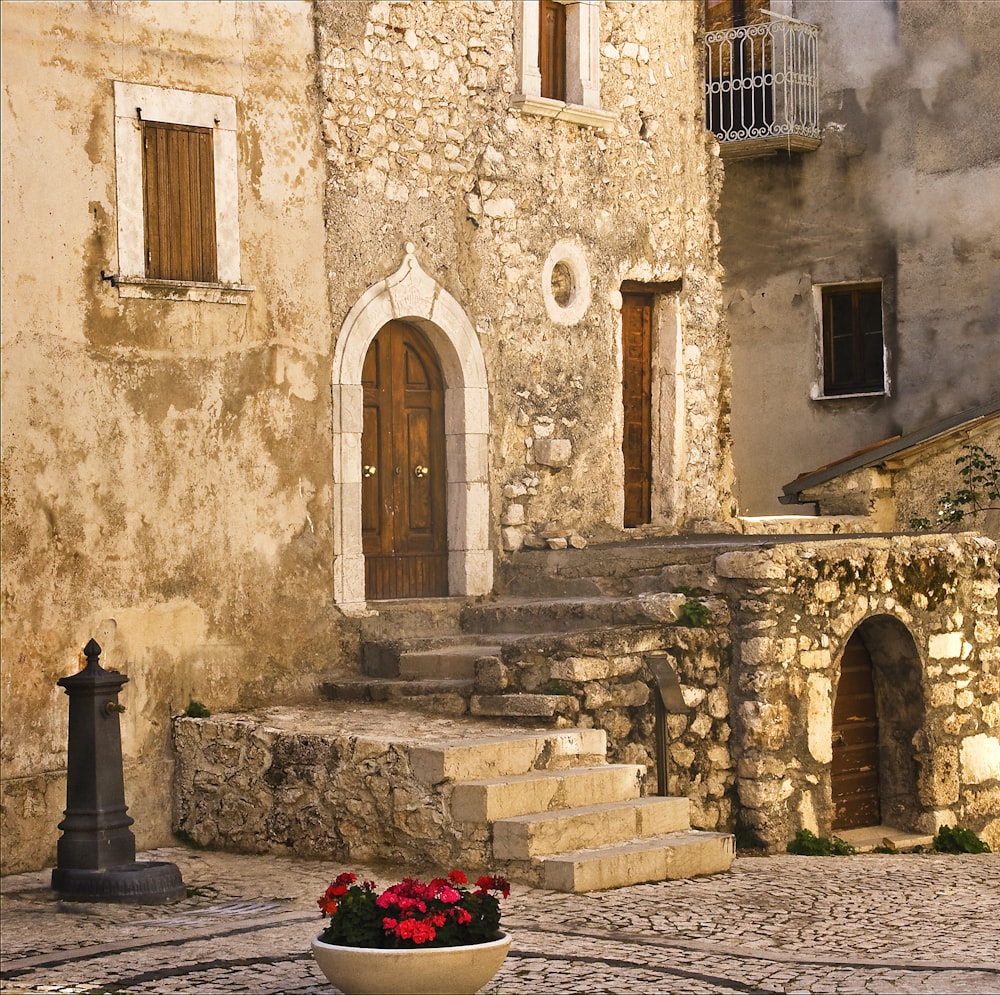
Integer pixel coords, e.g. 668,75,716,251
960,734,1000,784
800,649,831,670
533,438,572,467
928,632,970,660
550,656,612,682
715,551,787,580
918,746,960,806
806,675,832,764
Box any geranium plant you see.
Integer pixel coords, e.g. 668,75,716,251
317,870,510,949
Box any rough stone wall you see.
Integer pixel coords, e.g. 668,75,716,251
0,2,337,874
315,0,735,540
470,611,735,833
718,535,1000,851
722,0,1000,515
173,715,476,868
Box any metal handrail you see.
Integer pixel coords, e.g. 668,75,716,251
705,16,820,148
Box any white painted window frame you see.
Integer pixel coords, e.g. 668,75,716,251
113,81,253,304
810,280,890,401
512,0,616,130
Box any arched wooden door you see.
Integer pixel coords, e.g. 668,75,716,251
832,630,882,829
361,321,448,599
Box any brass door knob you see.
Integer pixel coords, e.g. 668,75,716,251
363,464,377,478
413,465,429,478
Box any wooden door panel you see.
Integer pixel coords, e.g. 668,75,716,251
832,633,881,830
622,292,653,527
361,404,384,540
362,321,447,599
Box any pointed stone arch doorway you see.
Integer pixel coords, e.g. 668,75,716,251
332,245,492,611
831,616,924,832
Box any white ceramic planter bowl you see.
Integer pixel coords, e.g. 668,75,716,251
310,931,512,995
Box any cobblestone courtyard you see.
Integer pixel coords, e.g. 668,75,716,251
1,848,998,993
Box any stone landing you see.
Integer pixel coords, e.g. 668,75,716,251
173,704,734,892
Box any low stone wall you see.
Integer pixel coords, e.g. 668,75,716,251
173,713,490,869
470,606,735,834
717,533,1000,851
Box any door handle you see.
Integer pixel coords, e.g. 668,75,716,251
363,464,377,478
413,465,429,478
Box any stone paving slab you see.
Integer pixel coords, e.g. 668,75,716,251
2,847,998,993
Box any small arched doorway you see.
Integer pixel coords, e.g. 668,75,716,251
362,321,448,599
832,616,925,832
832,629,881,829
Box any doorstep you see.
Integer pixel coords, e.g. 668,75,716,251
836,824,934,853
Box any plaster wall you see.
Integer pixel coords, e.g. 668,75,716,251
1,1,335,873
721,0,1000,514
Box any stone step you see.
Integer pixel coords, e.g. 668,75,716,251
319,677,474,717
538,830,736,893
409,728,608,784
450,764,645,822
399,645,502,680
493,797,691,860
495,537,744,598
461,594,692,635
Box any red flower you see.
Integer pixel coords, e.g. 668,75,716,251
447,869,467,885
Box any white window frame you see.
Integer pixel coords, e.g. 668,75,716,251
512,0,616,130
810,280,890,401
112,81,252,304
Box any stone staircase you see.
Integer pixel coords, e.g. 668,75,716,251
175,537,743,890
418,727,734,891
173,709,735,892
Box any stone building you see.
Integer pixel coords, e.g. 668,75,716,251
2,0,997,878
710,0,1000,517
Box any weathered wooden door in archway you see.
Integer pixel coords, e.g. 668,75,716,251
362,321,448,599
832,631,882,829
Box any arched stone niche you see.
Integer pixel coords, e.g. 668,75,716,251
331,245,492,611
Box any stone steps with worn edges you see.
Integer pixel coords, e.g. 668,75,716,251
450,764,646,822
408,728,609,783
492,796,691,860
536,830,736,892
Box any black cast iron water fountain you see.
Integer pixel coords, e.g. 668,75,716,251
51,638,185,903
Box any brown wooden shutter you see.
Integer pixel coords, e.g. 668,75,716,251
142,121,217,283
539,0,567,102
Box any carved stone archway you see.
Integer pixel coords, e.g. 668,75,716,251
332,244,491,610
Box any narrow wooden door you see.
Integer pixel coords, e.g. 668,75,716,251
622,291,653,527
831,631,881,829
362,321,448,599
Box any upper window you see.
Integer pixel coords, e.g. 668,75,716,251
821,283,886,396
113,82,251,303
142,121,218,283
513,0,615,130
539,0,567,102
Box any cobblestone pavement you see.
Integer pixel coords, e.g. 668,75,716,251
2,848,998,994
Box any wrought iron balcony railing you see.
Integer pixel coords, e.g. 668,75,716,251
705,15,820,158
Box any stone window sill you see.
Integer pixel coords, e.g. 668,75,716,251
115,278,255,305
511,95,616,131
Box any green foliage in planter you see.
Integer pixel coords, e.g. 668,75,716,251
932,825,991,854
185,699,211,718
786,828,857,856
318,871,508,949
